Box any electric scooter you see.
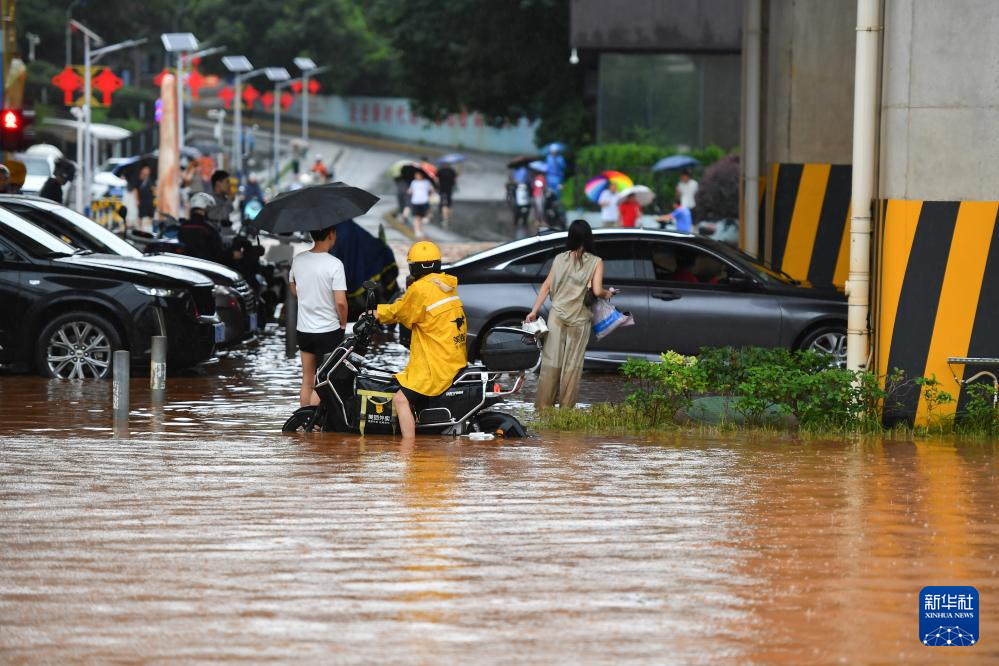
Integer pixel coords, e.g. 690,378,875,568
282,283,538,437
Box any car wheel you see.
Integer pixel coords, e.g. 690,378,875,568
36,311,122,379
799,325,847,368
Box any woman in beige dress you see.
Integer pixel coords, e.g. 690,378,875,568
526,219,617,409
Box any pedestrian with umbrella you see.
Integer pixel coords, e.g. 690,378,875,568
402,162,437,239
253,182,379,407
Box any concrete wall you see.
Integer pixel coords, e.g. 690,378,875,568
879,0,999,200
764,0,856,165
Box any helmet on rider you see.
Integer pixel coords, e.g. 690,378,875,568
407,240,442,280
189,191,215,212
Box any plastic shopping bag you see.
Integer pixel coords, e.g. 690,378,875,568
591,298,635,340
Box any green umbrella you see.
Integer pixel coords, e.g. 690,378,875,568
387,160,410,178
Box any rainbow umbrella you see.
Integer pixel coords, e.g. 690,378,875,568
584,170,634,202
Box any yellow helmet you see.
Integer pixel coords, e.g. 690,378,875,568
407,240,442,263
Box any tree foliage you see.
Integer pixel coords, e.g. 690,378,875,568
369,0,591,146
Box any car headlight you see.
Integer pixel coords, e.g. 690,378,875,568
135,284,180,297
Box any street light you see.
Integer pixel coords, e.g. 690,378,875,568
222,56,255,175
264,67,291,182
71,20,146,215
294,57,318,145
161,33,199,163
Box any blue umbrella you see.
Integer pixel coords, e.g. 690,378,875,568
651,155,700,172
540,142,567,155
438,153,466,165
527,160,549,173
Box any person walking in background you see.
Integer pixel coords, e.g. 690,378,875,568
656,198,693,233
526,219,617,409
436,163,457,229
289,224,348,408
132,165,156,231
617,192,641,228
545,145,566,193
407,171,434,239
676,169,699,210
39,160,74,204
598,182,618,227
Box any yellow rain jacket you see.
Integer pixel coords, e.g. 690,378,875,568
376,273,468,396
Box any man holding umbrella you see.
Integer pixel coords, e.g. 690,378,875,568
251,182,379,408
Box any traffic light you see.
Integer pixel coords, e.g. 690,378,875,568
0,109,23,151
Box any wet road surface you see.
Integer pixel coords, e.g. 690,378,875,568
1,331,997,663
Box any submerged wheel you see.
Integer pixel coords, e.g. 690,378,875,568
36,311,122,379
474,411,528,438
799,325,848,369
282,406,320,433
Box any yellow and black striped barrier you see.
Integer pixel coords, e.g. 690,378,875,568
764,163,852,289
874,199,999,424
91,197,124,229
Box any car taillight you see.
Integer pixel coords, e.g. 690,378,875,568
493,382,502,393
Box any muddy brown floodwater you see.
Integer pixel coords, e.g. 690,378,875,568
1,331,997,664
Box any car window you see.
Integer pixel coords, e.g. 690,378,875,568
4,203,141,257
20,157,51,177
0,237,24,263
593,240,640,281
645,242,733,285
0,210,75,257
505,248,557,277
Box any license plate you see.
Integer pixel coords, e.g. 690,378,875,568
214,322,226,343
249,313,258,331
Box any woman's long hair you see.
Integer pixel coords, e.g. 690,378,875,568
566,219,594,256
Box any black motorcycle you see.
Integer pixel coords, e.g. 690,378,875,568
282,284,538,437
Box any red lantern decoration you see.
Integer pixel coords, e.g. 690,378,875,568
93,67,124,106
241,84,260,109
290,80,303,95
279,91,294,111
186,69,206,99
153,68,171,87
307,79,320,95
261,91,275,110
218,85,235,110
51,66,83,106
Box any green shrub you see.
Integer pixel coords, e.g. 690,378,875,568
956,383,999,436
621,351,707,426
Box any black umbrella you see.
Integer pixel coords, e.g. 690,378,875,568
191,139,223,156
506,154,534,169
252,182,380,234
400,161,438,185
113,154,158,184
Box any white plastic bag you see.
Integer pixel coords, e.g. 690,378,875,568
591,299,634,340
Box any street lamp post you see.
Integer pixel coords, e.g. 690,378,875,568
161,34,200,164
294,57,317,145
222,56,255,176
264,68,291,183
71,20,145,215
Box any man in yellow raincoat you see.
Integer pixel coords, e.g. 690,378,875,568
375,241,467,438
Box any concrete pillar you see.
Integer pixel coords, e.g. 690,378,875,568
755,0,857,287
875,0,999,425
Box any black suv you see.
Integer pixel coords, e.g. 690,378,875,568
0,208,222,378
0,195,258,345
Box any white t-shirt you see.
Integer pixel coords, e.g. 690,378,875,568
677,179,699,209
289,251,347,333
409,179,433,205
598,190,619,222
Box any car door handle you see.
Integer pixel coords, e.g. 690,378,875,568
653,290,681,301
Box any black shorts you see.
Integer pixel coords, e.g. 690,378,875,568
411,203,430,216
297,329,344,360
400,385,433,414
439,190,453,207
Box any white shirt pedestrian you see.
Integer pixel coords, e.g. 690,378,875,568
598,189,619,225
289,251,348,333
677,177,699,209
409,178,433,206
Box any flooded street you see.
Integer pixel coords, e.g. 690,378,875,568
1,331,997,663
